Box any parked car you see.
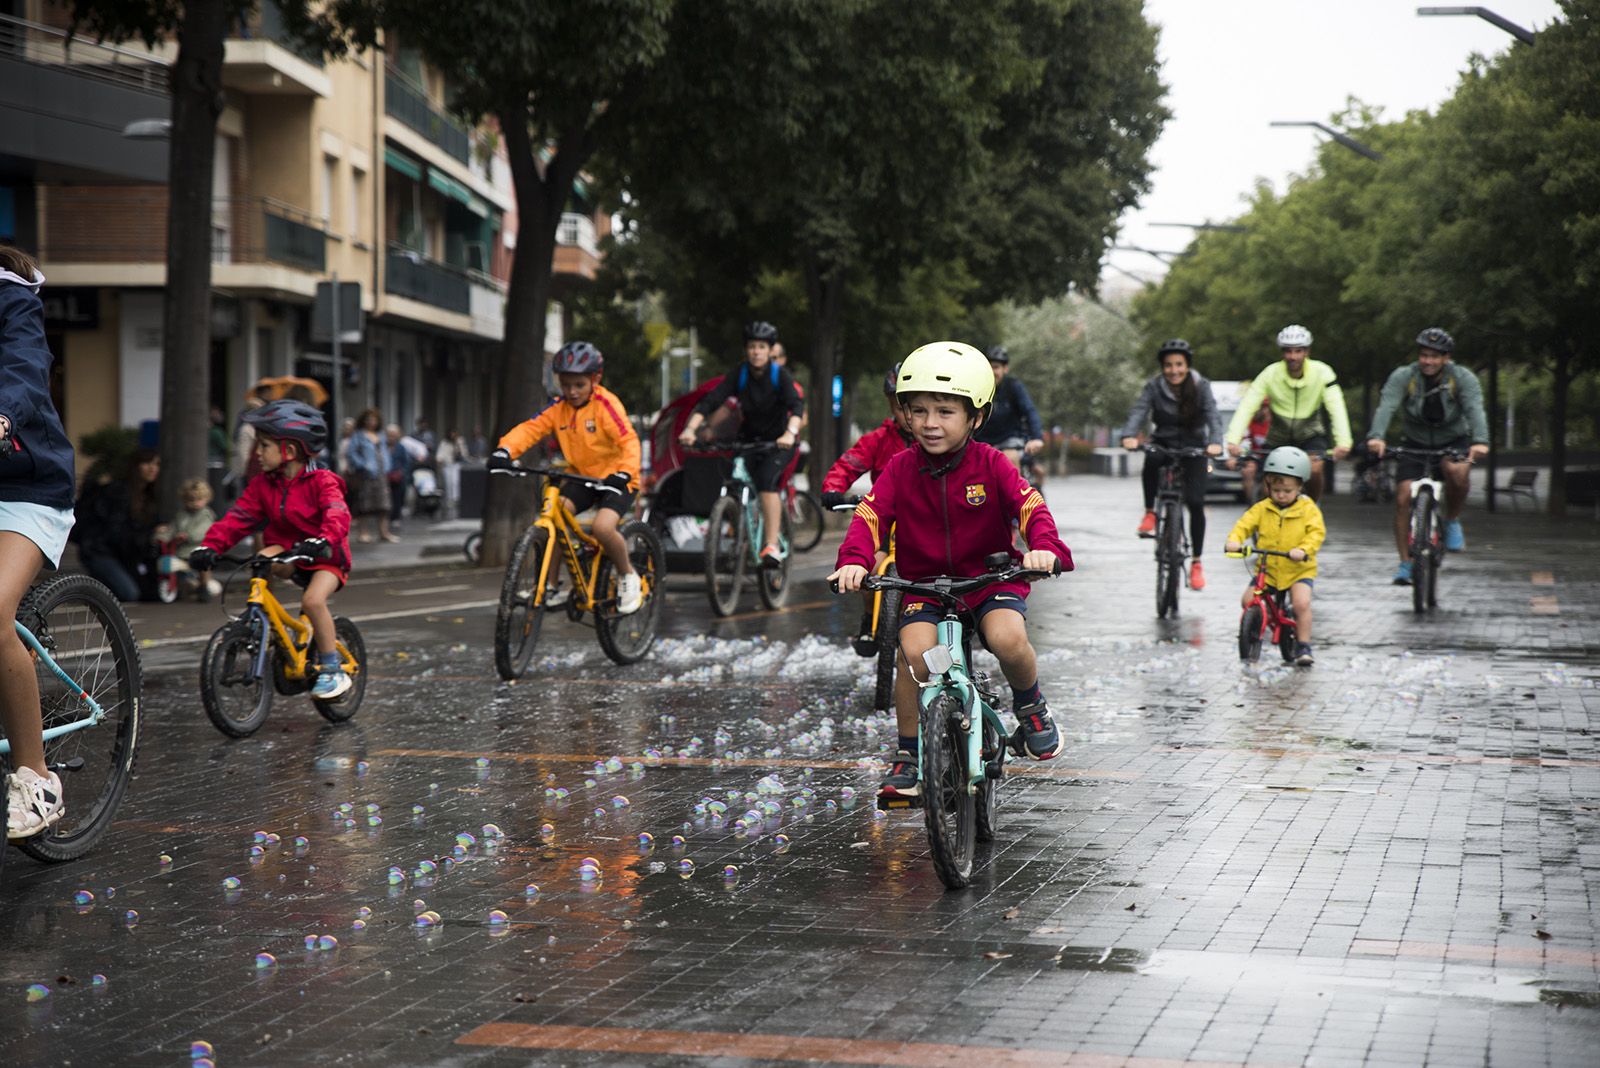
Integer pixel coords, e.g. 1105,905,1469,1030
1207,379,1250,502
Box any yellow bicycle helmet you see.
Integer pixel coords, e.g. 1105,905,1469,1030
895,341,995,409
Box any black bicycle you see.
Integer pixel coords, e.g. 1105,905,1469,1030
1142,444,1208,619
1388,447,1468,613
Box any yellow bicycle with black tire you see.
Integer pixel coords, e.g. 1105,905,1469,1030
492,466,667,677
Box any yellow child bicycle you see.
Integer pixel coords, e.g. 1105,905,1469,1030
492,466,667,678
199,547,367,737
832,497,899,714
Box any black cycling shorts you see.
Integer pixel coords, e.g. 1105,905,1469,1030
747,445,795,492
900,589,1027,629
563,482,636,517
1262,431,1329,456
1394,437,1469,483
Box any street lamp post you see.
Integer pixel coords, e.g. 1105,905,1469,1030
1416,6,1535,44
1151,222,1249,234
1270,121,1385,161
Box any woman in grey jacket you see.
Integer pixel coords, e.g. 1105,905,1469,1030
1118,340,1224,591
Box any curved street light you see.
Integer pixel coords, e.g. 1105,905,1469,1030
1270,120,1385,162
1417,6,1535,44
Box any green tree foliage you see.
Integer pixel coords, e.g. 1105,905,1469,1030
1001,295,1145,438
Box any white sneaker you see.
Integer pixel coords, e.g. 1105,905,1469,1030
616,572,643,616
311,671,353,701
7,766,64,840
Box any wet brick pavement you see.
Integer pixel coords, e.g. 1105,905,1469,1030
2,472,1597,1066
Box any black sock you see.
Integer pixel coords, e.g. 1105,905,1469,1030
1011,681,1042,711
897,734,918,758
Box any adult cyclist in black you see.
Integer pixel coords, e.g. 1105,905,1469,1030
678,321,805,569
974,345,1044,471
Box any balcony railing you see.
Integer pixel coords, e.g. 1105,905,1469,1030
0,12,169,95
40,188,326,273
556,213,598,257
384,67,471,165
239,0,324,67
386,243,471,314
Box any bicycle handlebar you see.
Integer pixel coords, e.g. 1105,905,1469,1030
1141,444,1211,458
681,441,784,457
1383,446,1471,462
490,465,622,494
828,560,1062,604
1224,546,1298,560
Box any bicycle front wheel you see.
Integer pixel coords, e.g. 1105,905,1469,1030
313,617,366,722
18,574,143,863
872,567,902,715
495,527,550,679
595,521,667,665
1156,500,1182,618
1410,489,1437,615
921,693,976,890
788,490,825,552
1238,603,1264,661
704,496,746,617
757,512,792,610
200,616,273,738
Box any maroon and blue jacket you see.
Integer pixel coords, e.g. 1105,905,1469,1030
836,441,1072,610
821,418,912,494
202,466,353,571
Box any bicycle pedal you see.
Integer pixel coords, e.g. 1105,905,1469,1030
876,793,923,811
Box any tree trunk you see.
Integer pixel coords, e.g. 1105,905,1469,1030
1546,347,1571,515
157,0,228,518
478,113,593,567
802,255,845,475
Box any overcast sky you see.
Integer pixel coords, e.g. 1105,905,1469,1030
1104,0,1565,295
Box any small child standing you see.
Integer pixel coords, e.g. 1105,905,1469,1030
1224,446,1325,666
171,478,221,600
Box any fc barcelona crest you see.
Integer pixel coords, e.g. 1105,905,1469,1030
585,419,597,432
964,483,986,506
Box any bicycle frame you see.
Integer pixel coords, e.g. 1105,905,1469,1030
528,481,607,613
240,560,359,683
1242,561,1294,645
917,614,1010,790
0,622,106,750
868,545,897,635
719,453,789,566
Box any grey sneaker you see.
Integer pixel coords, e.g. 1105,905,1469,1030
876,750,921,803
1010,701,1062,760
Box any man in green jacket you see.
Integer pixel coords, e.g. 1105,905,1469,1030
1365,327,1489,585
1225,324,1352,501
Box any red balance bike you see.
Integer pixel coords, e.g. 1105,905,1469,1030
1227,545,1301,663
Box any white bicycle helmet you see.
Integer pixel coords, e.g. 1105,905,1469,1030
1276,324,1313,348
1263,446,1312,482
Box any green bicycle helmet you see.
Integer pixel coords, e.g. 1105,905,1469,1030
1262,446,1311,482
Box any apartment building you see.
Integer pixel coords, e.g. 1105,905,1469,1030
0,1,604,456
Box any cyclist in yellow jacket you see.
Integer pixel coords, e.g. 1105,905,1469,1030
1224,447,1326,666
488,342,643,615
1224,324,1352,502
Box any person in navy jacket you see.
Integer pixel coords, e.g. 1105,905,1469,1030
0,247,77,839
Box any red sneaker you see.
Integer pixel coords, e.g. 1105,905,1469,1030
1136,511,1157,538
1189,560,1206,591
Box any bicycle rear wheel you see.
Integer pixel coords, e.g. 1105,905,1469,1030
495,527,550,679
787,490,825,552
1410,490,1436,614
17,574,143,863
974,712,1004,843
595,521,667,665
313,617,366,722
704,496,746,617
1156,500,1182,618
872,567,901,714
1238,603,1264,661
921,693,976,890
200,616,273,737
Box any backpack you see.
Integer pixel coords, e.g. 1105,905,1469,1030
737,363,781,391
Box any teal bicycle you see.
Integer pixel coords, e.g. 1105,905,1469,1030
698,442,792,616
2,574,142,865
835,553,1060,890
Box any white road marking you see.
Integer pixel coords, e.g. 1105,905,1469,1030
135,598,501,649
390,584,474,597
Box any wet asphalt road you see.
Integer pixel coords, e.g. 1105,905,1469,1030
2,474,1598,1067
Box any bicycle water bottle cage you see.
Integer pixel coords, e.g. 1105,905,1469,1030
922,645,955,677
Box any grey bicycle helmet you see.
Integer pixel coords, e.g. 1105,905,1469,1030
881,361,903,397
743,321,779,344
1415,327,1454,353
1262,445,1312,482
552,340,604,375
1276,324,1313,348
985,344,1010,365
243,399,327,457
1157,338,1193,359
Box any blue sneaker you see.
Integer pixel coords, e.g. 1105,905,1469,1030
1442,519,1465,552
1392,561,1413,586
311,671,352,701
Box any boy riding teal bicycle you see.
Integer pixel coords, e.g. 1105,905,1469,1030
829,341,1073,806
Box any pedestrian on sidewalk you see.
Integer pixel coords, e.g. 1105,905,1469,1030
74,448,162,602
385,424,413,536
346,408,393,544
436,428,466,519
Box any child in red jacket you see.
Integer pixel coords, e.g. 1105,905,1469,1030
190,400,354,700
821,363,913,655
830,342,1073,804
